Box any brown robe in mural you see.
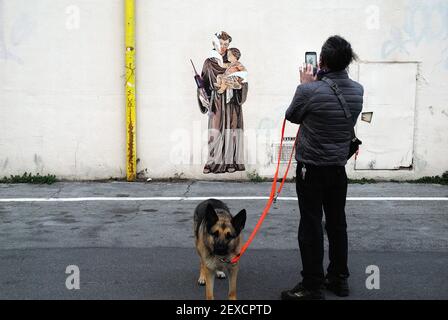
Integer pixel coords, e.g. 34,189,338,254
198,56,248,174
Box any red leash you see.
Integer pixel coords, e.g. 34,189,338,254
229,118,300,264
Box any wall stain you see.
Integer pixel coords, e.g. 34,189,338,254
2,158,8,170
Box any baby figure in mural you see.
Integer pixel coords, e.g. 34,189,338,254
214,47,248,95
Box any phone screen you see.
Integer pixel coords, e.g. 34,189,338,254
305,52,317,68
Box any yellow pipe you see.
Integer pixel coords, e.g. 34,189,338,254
125,0,136,181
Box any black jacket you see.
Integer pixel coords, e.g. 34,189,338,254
285,70,363,166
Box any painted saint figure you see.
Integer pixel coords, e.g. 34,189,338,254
197,31,248,174
215,48,247,95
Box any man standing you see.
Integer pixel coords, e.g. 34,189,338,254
282,35,364,300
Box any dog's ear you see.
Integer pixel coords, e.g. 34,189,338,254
232,209,246,236
205,203,219,232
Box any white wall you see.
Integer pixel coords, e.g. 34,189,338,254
1,0,447,180
0,0,125,180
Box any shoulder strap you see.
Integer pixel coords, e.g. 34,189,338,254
321,76,356,139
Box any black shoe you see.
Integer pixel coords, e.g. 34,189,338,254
281,282,325,300
324,275,349,297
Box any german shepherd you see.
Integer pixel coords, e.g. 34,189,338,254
194,199,247,300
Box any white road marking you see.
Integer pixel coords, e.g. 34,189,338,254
0,196,447,202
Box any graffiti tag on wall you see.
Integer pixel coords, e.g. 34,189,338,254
382,0,448,69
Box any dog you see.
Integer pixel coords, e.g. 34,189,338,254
194,199,247,300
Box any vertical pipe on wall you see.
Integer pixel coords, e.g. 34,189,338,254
125,0,137,181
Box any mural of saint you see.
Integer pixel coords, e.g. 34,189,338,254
197,31,248,174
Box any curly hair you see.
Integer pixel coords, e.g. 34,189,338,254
228,48,241,60
320,35,358,71
216,31,232,43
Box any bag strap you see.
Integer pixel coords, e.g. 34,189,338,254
321,76,356,140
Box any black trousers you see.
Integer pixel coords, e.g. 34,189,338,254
295,162,350,290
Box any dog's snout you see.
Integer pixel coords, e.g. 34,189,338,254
215,243,227,250
214,242,228,255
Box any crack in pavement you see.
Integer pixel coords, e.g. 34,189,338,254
27,184,63,208
48,184,63,199
123,202,142,223
183,180,196,197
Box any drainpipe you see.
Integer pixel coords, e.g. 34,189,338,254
125,0,136,181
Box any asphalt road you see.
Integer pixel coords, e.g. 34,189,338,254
0,181,447,300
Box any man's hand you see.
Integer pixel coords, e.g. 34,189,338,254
300,63,317,84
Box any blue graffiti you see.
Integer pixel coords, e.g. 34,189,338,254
382,0,448,67
404,1,448,44
382,27,411,58
0,0,36,64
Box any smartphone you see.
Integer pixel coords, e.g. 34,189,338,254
305,51,318,75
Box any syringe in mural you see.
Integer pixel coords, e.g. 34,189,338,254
191,59,211,114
